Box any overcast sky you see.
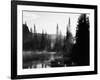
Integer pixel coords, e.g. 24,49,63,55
23,11,81,37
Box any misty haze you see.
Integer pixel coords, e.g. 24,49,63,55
22,11,90,69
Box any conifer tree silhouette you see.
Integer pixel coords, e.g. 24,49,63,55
72,14,90,66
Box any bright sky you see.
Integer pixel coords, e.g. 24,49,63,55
23,11,81,37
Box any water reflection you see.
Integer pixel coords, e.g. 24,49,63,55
23,51,66,69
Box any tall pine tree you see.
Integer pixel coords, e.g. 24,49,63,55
72,14,90,66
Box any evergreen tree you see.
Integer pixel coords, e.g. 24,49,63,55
32,24,38,51
63,18,73,54
23,23,30,39
23,23,31,50
40,30,46,50
72,14,90,66
54,24,60,51
63,18,74,65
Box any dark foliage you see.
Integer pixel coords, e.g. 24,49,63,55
72,14,90,66
23,24,52,51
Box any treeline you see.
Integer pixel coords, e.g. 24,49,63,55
23,24,51,51
23,24,66,51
